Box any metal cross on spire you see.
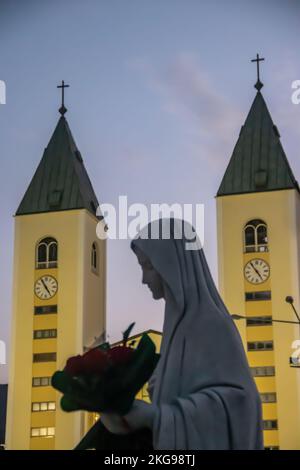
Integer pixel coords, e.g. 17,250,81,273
57,80,70,115
251,53,265,91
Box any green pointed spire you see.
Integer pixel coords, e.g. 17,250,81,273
217,91,299,197
16,116,100,217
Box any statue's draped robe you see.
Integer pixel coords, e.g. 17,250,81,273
131,219,263,450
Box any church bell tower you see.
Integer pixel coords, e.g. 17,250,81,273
216,56,300,450
6,82,106,450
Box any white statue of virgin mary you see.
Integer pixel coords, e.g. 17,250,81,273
101,218,264,450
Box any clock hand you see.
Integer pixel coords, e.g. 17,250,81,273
41,279,51,295
250,262,263,281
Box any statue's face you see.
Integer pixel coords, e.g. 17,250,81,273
134,246,165,300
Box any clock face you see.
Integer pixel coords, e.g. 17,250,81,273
35,275,58,300
244,259,270,284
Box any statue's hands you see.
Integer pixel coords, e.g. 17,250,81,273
100,412,131,435
123,399,158,431
100,400,158,434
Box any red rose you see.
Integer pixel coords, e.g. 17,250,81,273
64,345,134,378
65,355,84,376
82,348,109,374
107,346,134,365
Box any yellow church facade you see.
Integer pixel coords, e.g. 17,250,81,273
217,85,300,449
6,112,106,450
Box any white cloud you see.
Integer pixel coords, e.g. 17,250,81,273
129,52,244,169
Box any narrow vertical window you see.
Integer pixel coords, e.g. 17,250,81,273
91,242,98,273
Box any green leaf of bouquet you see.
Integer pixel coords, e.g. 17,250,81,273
51,371,74,394
61,395,81,412
120,335,159,390
122,322,135,344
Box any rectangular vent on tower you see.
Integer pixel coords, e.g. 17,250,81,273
48,189,63,207
254,169,267,189
245,291,271,301
33,352,56,363
34,305,57,315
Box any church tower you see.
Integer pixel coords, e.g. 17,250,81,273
6,84,106,450
216,58,300,449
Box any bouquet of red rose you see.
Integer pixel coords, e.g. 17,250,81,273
51,323,159,449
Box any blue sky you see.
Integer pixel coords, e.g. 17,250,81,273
1,0,300,382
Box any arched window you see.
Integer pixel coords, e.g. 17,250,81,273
36,237,58,269
244,220,268,253
91,242,98,273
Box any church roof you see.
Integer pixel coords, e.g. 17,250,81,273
16,116,100,217
217,91,299,197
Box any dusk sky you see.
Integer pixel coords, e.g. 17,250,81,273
1,0,300,383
